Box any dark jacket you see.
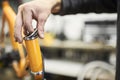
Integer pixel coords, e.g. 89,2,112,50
59,0,117,14
58,0,118,80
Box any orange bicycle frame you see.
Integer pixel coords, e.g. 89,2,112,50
1,1,44,80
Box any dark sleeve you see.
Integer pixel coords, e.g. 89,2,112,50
58,0,117,15
116,1,120,80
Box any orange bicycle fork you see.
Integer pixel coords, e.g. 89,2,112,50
24,29,44,80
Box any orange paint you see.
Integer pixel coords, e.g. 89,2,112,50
25,38,43,72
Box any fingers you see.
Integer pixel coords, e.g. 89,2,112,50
14,5,34,43
22,7,34,34
14,6,23,43
23,27,28,35
14,0,52,42
37,13,50,39
37,15,47,39
37,21,44,39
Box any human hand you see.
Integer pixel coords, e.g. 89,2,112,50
14,0,61,43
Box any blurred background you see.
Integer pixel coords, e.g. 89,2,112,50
0,0,116,80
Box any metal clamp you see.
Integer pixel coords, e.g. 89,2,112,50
24,29,38,40
31,71,43,75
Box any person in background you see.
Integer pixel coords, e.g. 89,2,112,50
14,0,118,79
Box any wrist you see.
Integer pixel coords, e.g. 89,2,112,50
51,0,61,13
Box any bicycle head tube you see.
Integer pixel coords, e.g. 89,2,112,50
24,28,38,40
24,29,44,80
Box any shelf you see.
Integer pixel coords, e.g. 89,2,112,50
40,40,115,52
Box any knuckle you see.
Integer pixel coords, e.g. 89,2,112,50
38,15,48,22
24,24,33,32
18,5,24,10
24,21,31,27
38,17,46,23
38,26,44,31
22,5,30,12
18,4,30,12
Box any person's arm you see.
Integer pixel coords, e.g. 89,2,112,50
14,0,117,43
55,0,117,15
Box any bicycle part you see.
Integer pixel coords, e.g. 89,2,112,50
24,29,44,80
0,14,5,43
77,61,115,80
0,50,20,67
2,1,26,78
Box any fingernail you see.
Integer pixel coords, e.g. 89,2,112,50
40,33,44,38
17,38,22,43
15,39,17,42
18,40,22,44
